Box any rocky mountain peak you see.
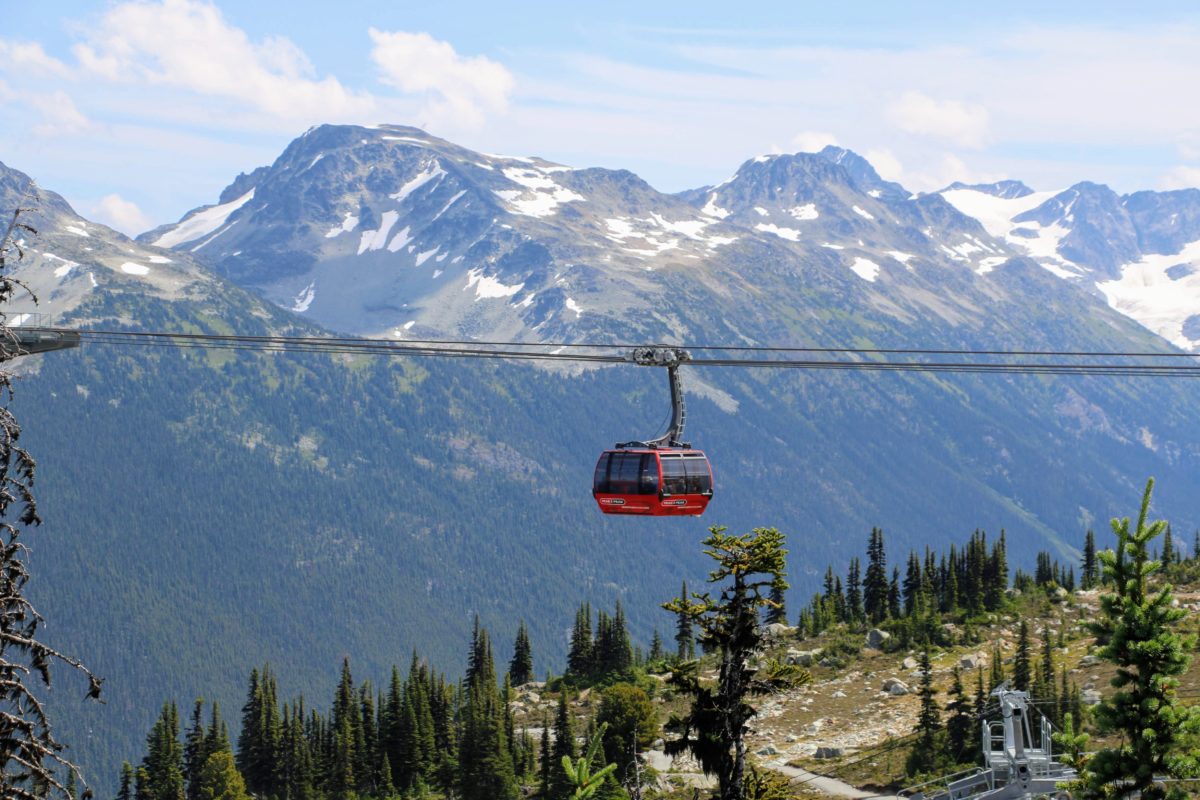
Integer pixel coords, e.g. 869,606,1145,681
943,179,1034,200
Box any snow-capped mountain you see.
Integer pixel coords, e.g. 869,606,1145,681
0,162,231,327
146,126,1073,349
939,180,1200,350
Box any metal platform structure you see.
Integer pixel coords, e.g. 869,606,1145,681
902,688,1076,800
0,325,80,361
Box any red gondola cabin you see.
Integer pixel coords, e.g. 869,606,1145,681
592,448,713,516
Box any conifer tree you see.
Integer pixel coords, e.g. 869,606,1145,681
458,620,518,800
765,577,788,626
538,715,552,800
942,550,959,614
510,621,535,686
568,605,595,680
184,699,207,800
985,531,1008,610
1037,626,1057,726
648,630,664,663
280,701,314,800
905,648,942,776
1082,529,1098,589
973,669,987,761
118,762,135,800
596,683,657,787
1058,668,1071,734
329,660,358,800
609,601,634,677
1072,479,1200,799
550,692,576,800
195,750,249,800
205,703,229,759
380,666,405,790
674,582,695,661
355,682,376,795
661,527,809,800
142,702,186,800
903,552,922,616
1162,523,1176,566
845,557,863,625
863,528,889,623
945,667,973,765
988,644,1005,692
887,567,902,619
1012,621,1031,691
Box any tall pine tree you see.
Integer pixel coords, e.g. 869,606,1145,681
1072,480,1200,799
509,621,534,686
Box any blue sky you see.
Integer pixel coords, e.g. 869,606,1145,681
5,1,1200,233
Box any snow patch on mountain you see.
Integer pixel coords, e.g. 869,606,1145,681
494,167,585,217
939,187,1083,277
851,205,875,221
975,256,1008,275
1098,239,1200,349
154,189,254,249
325,213,359,238
849,257,880,282
434,190,467,220
120,262,150,276
358,210,400,254
701,194,730,219
387,226,412,252
755,223,801,242
648,213,711,239
391,163,446,203
465,269,523,300
292,282,316,312
788,204,819,221
42,252,79,277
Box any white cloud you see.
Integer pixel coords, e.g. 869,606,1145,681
29,91,90,136
791,131,839,152
368,28,514,128
92,194,154,236
887,91,989,149
71,0,374,122
1160,166,1200,190
0,40,72,78
865,148,903,182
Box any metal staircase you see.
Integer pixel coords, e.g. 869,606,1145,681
902,688,1076,800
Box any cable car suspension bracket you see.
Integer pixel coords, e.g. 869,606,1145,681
618,346,692,449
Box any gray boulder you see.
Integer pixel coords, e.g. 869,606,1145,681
865,629,891,649
883,678,910,696
786,648,822,666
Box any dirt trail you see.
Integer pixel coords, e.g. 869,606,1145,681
769,760,898,798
